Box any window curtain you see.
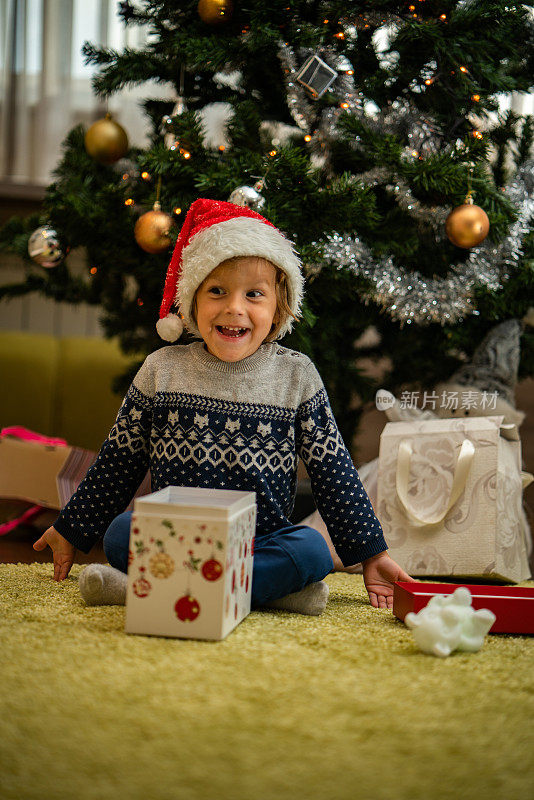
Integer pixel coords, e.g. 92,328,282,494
0,0,171,189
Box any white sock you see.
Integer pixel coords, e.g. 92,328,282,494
262,581,329,616
78,564,127,606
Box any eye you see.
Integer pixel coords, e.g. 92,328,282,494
207,286,224,295
247,290,264,298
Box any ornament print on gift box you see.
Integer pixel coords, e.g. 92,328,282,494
129,516,226,622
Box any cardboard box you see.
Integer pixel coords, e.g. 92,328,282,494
0,435,74,509
125,486,256,641
393,581,534,634
0,434,150,511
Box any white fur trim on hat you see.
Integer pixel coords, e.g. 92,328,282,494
176,217,304,339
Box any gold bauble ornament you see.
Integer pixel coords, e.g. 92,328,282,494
85,113,129,164
445,197,490,249
197,0,233,25
134,202,174,254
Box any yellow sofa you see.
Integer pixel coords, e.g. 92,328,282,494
0,331,143,452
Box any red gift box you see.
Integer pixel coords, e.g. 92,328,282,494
393,581,534,635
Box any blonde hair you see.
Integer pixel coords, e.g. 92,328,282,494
191,257,298,342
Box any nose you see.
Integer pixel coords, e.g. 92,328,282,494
223,291,246,316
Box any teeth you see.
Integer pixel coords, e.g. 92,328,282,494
218,326,247,333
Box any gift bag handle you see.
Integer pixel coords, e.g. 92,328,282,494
396,438,475,527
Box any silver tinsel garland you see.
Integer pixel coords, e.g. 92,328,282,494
319,162,534,326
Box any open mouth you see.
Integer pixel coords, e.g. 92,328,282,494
215,325,249,339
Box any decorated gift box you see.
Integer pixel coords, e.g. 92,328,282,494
125,486,256,641
393,581,534,634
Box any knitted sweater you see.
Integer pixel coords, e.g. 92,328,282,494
54,342,388,565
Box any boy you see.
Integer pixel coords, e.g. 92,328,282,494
35,199,412,614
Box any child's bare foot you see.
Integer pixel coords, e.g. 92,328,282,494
262,581,329,616
79,564,127,606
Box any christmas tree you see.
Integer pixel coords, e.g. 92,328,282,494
1,0,533,448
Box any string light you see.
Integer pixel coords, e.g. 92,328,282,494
125,198,134,206
304,134,312,142
460,66,468,73
340,102,349,109
472,130,483,139
335,31,345,39
173,207,182,215
90,267,98,275
137,298,144,306
141,171,150,180
269,149,277,156
440,13,447,20
218,145,226,152
472,94,480,102
122,173,129,180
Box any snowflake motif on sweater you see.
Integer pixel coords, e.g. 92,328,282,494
54,342,387,565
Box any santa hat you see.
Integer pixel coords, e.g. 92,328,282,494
157,198,304,342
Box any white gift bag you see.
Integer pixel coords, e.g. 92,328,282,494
376,416,532,582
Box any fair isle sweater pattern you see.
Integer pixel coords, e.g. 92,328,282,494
54,342,387,566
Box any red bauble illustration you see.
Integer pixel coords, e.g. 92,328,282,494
246,574,249,592
175,594,200,622
232,569,236,592
201,558,223,582
240,561,245,587
251,537,255,555
133,577,151,598
128,549,134,566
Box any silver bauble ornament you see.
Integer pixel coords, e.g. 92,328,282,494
228,185,265,211
28,225,64,268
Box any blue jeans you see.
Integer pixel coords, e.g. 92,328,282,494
103,511,334,608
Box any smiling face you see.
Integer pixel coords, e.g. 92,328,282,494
194,257,279,362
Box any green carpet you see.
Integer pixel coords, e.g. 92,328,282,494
1,563,533,800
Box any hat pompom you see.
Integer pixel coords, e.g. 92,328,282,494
156,313,184,342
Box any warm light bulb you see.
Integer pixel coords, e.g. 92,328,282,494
304,134,312,142
90,267,98,275
340,102,349,109
472,94,480,101
269,149,277,157
460,66,468,73
122,173,129,180
173,207,182,215
125,198,134,206
218,145,226,152
182,151,191,159
440,13,447,20
472,130,483,139
141,171,150,180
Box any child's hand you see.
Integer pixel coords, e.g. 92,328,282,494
362,551,415,610
33,527,76,582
